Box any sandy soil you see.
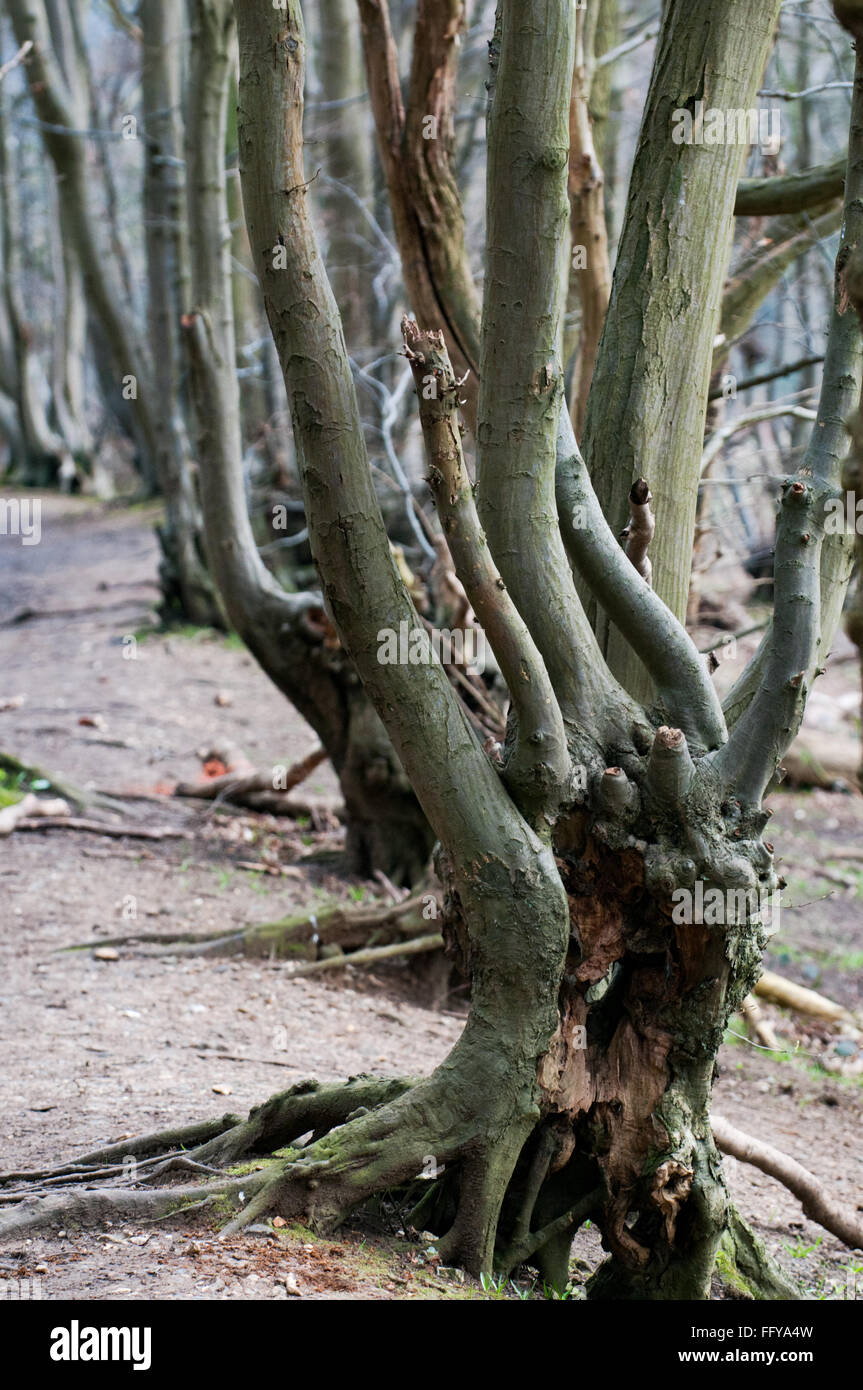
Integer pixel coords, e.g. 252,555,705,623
0,493,861,1301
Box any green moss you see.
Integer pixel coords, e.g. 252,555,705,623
226,1158,280,1177
715,1240,755,1298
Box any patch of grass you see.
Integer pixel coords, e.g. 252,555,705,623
785,1235,823,1259
0,761,52,805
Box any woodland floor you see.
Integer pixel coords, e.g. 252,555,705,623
0,491,861,1301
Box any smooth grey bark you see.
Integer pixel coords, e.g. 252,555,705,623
7,0,220,622
140,0,222,626
0,79,71,482
580,0,783,700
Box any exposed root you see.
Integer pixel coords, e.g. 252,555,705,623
713,1113,863,1250
714,1206,802,1300
0,1067,594,1283
0,1078,421,1241
173,743,332,820
0,1113,242,1184
61,893,438,961
497,1185,600,1279
0,1176,255,1240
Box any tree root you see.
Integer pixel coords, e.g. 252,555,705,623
714,1206,802,1300
0,1078,814,1300
61,893,439,961
713,1113,863,1250
0,1077,419,1241
753,971,860,1028
0,1113,243,1185
0,1069,587,1280
0,1176,256,1240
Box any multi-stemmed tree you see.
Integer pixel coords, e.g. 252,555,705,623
3,0,862,1301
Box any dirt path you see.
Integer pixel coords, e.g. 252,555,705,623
0,494,861,1300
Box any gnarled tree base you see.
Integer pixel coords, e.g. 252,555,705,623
0,1075,802,1300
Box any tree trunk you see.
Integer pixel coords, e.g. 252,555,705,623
7,0,222,623
183,0,432,883
227,0,788,1295
140,0,224,627
580,0,783,701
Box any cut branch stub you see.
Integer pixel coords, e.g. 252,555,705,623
646,725,695,805
596,765,637,819
620,477,655,587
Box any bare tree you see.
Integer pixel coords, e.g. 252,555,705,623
6,0,222,623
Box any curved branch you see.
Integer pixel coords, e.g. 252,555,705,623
713,1114,863,1250
721,44,863,742
186,0,432,881
476,0,639,742
402,318,570,814
712,479,825,802
580,0,784,697
555,411,726,752
233,0,533,859
356,0,480,426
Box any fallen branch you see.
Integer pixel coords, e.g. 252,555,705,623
753,970,859,1028
173,744,327,805
284,931,444,977
0,794,69,837
15,817,185,841
61,893,436,959
741,994,781,1052
712,1113,863,1250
